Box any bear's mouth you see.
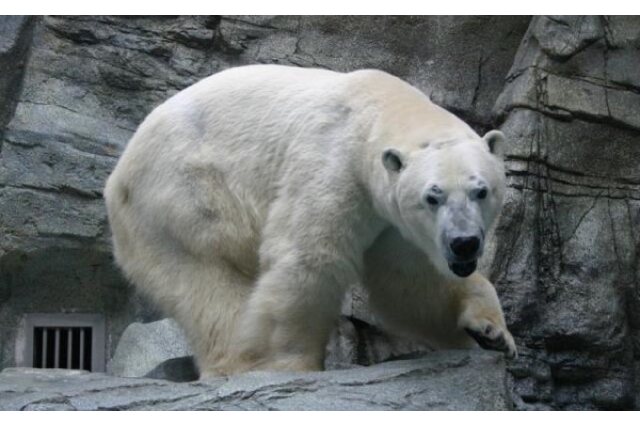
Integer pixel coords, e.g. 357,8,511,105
448,260,477,277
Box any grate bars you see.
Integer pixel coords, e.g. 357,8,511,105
33,326,93,370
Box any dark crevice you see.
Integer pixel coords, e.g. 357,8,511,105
506,165,640,193
0,183,102,200
507,182,640,201
563,192,603,246
0,16,37,143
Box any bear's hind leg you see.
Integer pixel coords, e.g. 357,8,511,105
179,260,256,378
132,255,254,379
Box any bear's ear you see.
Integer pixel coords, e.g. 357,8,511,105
483,130,506,159
382,148,405,172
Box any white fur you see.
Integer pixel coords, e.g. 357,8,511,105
104,65,515,377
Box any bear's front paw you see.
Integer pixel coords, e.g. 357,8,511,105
464,320,517,359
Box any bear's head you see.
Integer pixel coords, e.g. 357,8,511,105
380,130,506,279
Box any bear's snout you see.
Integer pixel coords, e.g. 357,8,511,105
449,236,480,260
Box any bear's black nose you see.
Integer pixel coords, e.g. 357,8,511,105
450,236,480,259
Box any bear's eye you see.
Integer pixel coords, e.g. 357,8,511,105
477,188,488,200
426,195,440,206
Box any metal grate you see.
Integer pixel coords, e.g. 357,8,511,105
33,326,93,370
23,314,105,372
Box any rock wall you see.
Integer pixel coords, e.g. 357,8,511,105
491,16,640,410
0,15,638,410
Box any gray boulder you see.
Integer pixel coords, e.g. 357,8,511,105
109,318,193,379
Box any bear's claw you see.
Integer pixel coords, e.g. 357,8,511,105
465,325,518,359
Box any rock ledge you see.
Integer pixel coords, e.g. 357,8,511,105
0,350,510,410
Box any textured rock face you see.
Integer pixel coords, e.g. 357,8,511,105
489,16,640,410
0,15,639,410
0,351,511,410
0,16,164,370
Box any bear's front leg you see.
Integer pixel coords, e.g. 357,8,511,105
219,172,383,375
456,273,517,359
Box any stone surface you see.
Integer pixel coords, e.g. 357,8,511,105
1,15,640,410
109,319,192,378
489,16,640,410
0,351,511,410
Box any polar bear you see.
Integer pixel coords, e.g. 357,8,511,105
104,64,516,377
